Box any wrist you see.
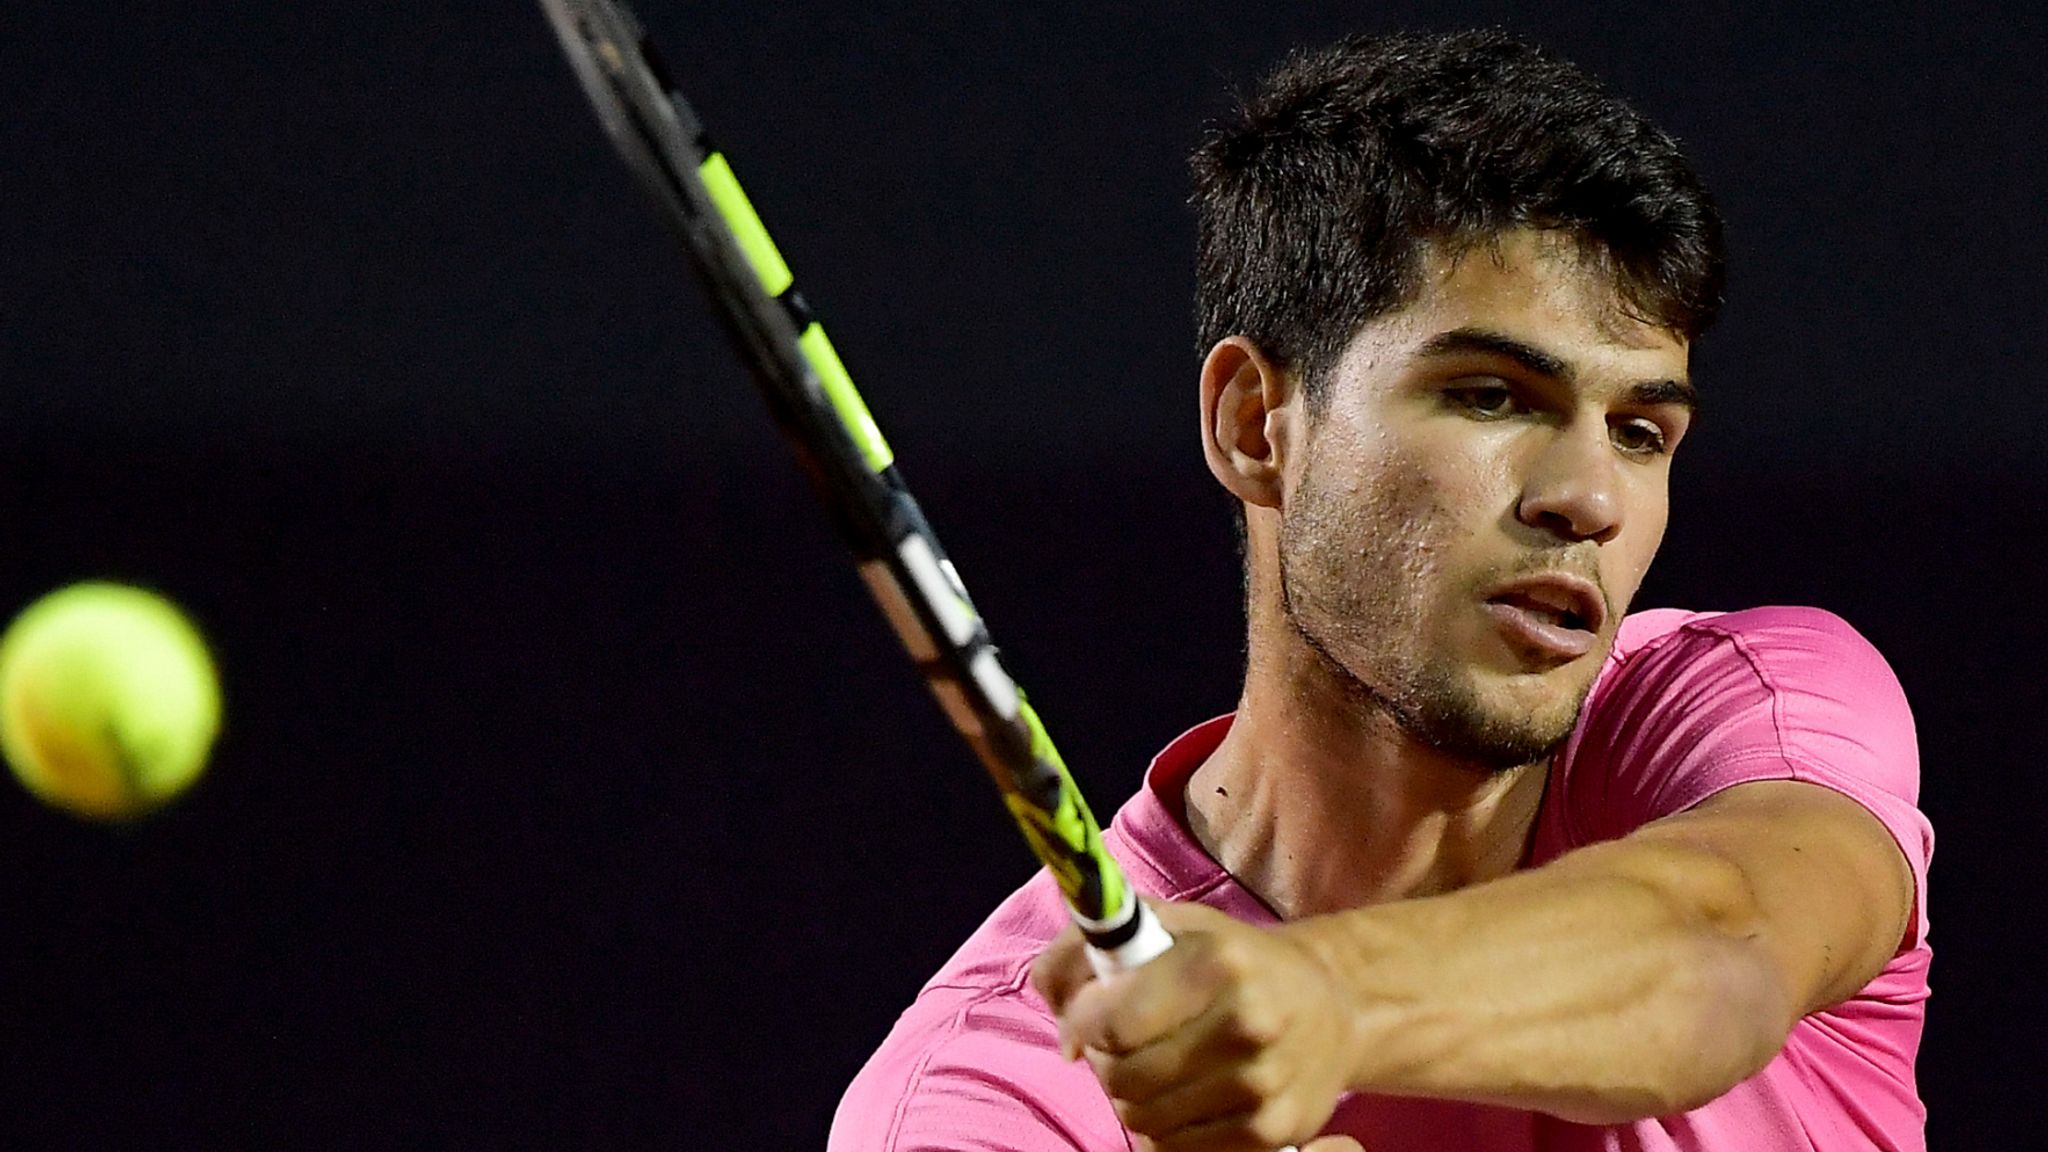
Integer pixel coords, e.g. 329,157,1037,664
1284,909,1404,1091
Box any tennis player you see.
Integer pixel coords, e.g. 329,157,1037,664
830,29,1928,1152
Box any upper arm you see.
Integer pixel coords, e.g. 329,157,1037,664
1623,778,1916,1018
1560,607,1930,1007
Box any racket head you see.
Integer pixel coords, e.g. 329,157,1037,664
536,0,1146,945
539,0,694,199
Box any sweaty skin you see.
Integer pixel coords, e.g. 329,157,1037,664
1030,230,1913,1152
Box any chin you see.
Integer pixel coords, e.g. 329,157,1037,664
1385,657,1583,772
1448,659,1599,763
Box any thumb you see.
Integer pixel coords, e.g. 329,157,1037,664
1300,1138,1366,1152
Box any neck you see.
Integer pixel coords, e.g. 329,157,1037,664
1186,597,1549,921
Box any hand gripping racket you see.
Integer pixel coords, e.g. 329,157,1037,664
536,0,1171,978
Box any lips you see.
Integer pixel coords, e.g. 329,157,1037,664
1483,574,1607,662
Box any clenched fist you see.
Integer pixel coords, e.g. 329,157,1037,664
1032,901,1368,1152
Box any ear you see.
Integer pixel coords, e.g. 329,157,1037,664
1198,336,1297,511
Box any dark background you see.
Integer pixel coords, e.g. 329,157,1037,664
3,1,2041,1146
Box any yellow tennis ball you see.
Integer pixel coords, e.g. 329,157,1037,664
0,582,221,821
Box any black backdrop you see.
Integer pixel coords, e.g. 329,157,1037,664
3,2,2042,1146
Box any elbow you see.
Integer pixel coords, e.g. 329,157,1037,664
1650,844,1809,1118
1539,851,1802,1125
1673,933,1800,1109
1575,928,1800,1124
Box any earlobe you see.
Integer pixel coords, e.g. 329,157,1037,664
1199,337,1292,511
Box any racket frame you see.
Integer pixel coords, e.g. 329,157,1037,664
537,0,1168,968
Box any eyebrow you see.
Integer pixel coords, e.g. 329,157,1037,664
1415,326,1699,413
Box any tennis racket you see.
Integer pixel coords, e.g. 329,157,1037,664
536,0,1170,976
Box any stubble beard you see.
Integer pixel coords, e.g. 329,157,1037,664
1274,456,1590,774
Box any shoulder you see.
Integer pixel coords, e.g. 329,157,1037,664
829,874,1125,1152
1609,604,1898,679
1595,605,1913,760
1563,605,1922,834
1558,605,1932,948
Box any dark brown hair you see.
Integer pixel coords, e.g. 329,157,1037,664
1192,30,1726,400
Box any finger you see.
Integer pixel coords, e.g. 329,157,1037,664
1109,1058,1269,1141
1090,985,1264,1105
1061,942,1224,1058
1141,1093,1318,1152
1300,1138,1365,1151
1035,899,1240,1023
1029,922,1093,1016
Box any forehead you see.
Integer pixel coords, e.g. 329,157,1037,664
1341,229,1691,384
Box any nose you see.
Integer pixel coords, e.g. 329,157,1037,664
1516,422,1623,544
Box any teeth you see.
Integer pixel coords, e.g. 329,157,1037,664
1497,596,1583,631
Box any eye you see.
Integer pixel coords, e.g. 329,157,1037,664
1445,384,1523,418
1610,418,1670,456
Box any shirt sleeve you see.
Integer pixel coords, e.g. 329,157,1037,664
829,984,1128,1152
1561,606,1932,949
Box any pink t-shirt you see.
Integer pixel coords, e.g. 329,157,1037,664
830,607,1933,1151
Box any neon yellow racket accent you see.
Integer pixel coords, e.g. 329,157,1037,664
798,323,896,473
1005,698,1128,919
698,153,794,296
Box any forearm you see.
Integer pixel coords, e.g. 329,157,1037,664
1294,838,1798,1123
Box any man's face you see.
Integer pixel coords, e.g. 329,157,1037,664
1276,230,1695,769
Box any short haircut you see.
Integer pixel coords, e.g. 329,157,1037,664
1191,29,1726,400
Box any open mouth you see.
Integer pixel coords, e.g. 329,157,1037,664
1489,591,1591,634
1480,576,1606,662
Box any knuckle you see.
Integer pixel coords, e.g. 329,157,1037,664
1095,1051,1142,1098
1235,1056,1284,1100
1113,1097,1165,1139
1029,954,1075,1007
1210,933,1261,979
1112,1098,1145,1135
1101,1004,1147,1053
1027,957,1057,1001
1249,1098,1301,1145
1229,997,1286,1047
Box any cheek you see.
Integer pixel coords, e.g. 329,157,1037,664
1352,445,1499,595
1285,442,1438,615
1286,421,1511,607
1379,436,1512,559
1344,449,1442,552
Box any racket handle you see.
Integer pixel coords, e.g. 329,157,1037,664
1084,898,1174,979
